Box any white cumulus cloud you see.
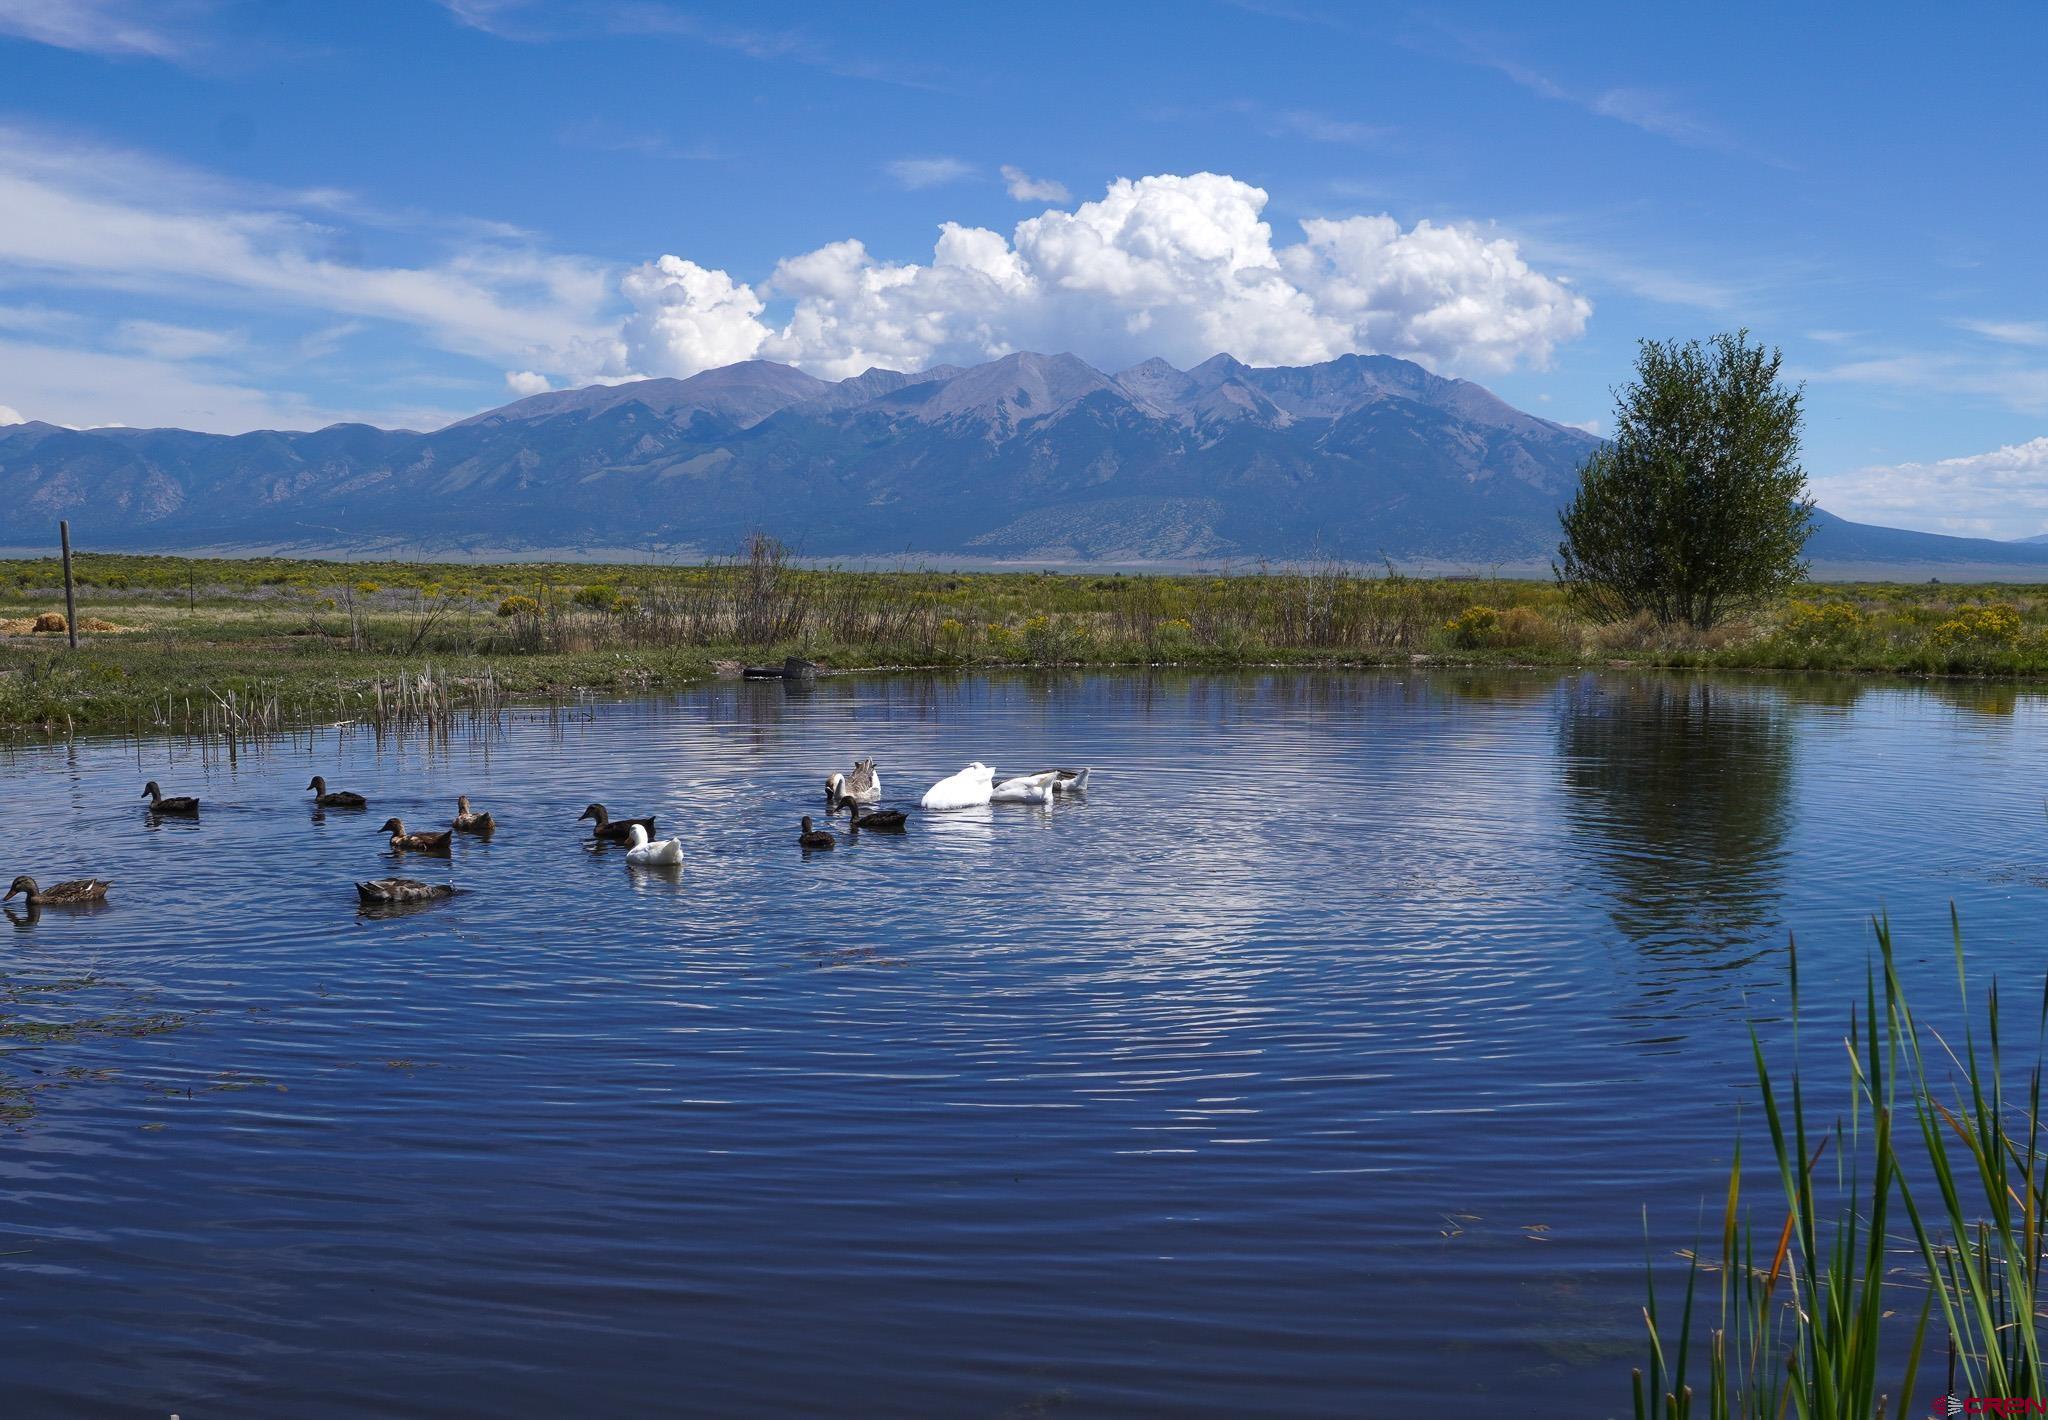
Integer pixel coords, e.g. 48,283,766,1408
504,370,551,396
1812,436,2048,540
0,402,23,424
613,171,1589,382
1000,165,1070,204
617,254,767,372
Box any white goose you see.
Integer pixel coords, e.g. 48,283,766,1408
921,761,995,810
1049,767,1091,795
990,771,1057,805
624,823,684,867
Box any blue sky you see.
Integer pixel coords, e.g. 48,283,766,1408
1,0,2044,536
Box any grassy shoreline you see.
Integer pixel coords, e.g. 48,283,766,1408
9,549,2048,734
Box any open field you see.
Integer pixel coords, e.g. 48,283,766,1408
8,547,2048,733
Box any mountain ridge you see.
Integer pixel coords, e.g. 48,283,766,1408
1,351,2038,574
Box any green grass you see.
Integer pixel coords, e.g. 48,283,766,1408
1635,915,2046,1417
9,547,2048,733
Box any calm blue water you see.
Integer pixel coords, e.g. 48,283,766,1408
2,670,2044,1417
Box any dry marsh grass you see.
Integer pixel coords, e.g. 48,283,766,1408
9,544,2048,734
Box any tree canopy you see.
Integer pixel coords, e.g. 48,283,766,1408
1556,331,1812,629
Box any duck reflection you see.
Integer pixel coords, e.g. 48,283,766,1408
1558,675,1791,968
5,897,115,932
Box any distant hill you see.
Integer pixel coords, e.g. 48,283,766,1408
2,351,2042,576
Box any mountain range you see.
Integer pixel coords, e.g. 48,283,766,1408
2,350,2041,575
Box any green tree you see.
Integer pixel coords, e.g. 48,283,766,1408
1556,330,1812,629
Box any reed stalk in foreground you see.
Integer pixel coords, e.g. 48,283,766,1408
1635,911,2047,1418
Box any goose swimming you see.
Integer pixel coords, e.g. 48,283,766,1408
798,815,836,850
624,823,684,866
826,758,881,807
307,776,367,809
4,875,111,906
141,781,200,815
579,803,656,843
990,772,1056,805
379,818,453,855
355,878,455,905
920,762,995,810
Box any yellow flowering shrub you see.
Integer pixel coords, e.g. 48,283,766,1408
1779,599,1864,644
1443,605,1500,648
1931,603,2023,651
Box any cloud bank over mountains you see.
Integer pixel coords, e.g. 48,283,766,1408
0,122,1589,427
600,172,1591,385
1813,436,2048,541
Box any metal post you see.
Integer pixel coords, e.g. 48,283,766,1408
58,520,78,650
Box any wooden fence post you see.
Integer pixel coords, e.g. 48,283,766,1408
59,520,78,650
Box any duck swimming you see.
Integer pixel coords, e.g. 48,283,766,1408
827,758,882,807
452,795,495,835
848,805,908,832
141,780,200,815
579,803,656,842
307,776,367,808
920,761,995,810
4,875,111,906
355,878,456,905
379,818,453,855
624,824,684,866
798,815,836,850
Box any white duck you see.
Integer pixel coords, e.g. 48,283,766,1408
921,761,995,810
624,823,684,867
990,771,1057,804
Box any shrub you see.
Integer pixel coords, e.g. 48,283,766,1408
1442,604,1500,648
1494,605,1565,652
1777,598,1864,645
1021,613,1063,660
1931,602,2022,651
573,583,624,614
496,595,543,619
353,581,379,596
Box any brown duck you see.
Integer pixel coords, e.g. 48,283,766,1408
379,818,453,855
356,878,456,905
141,780,200,815
579,803,655,843
798,815,836,850
452,795,495,835
5,875,111,906
308,776,367,808
848,805,907,832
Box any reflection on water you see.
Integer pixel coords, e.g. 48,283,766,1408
3,668,2047,1418
1558,676,1791,968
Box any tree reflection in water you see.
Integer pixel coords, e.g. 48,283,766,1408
1557,675,1793,1003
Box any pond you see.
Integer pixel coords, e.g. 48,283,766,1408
2,669,2044,1417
